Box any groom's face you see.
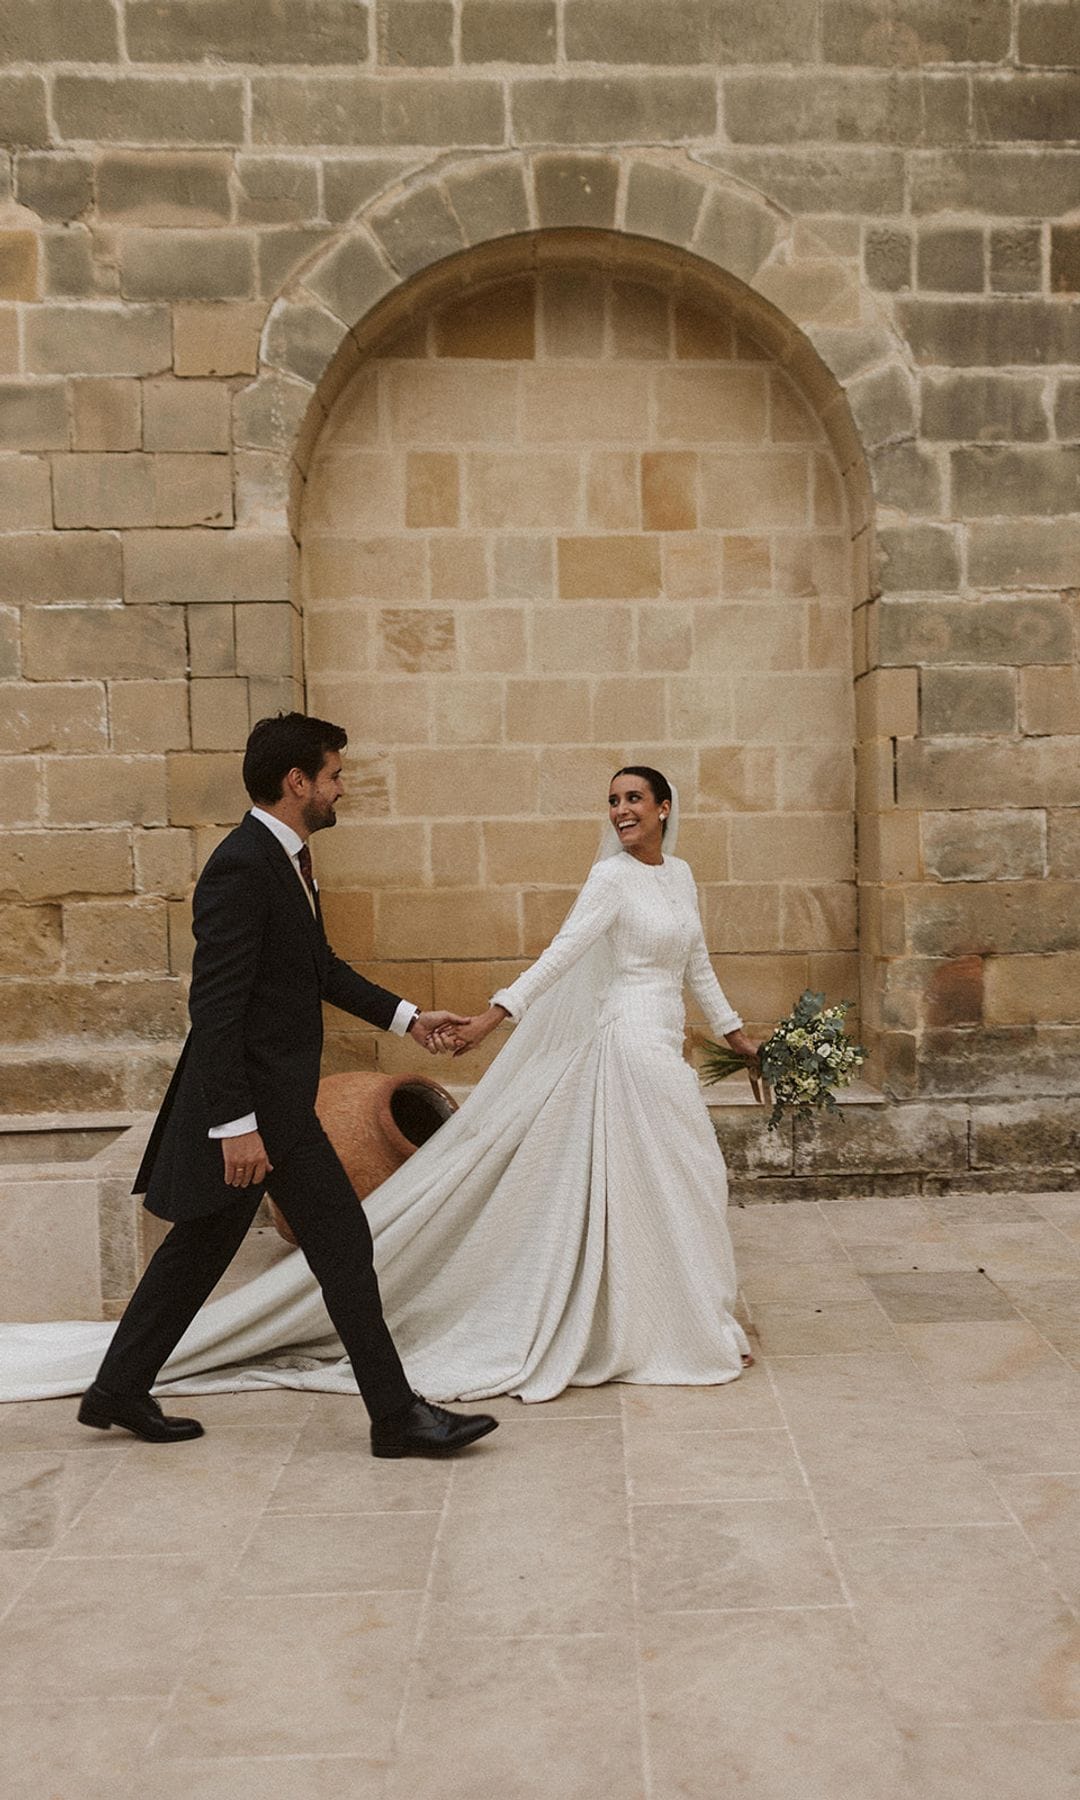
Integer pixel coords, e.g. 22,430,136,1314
300,750,344,834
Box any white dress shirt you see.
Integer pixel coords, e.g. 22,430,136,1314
209,807,419,1140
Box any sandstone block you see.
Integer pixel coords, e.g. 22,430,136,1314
405,451,459,527
706,147,905,216
468,452,579,530
173,303,265,378
235,603,299,678
586,452,640,530
432,279,535,360
442,159,531,247
0,309,19,377
187,596,236,675
371,185,464,280
374,886,520,959
910,882,1080,959
0,380,66,450
233,373,311,456
0,74,48,146
698,746,775,815
127,0,369,61
0,903,61,976
63,898,169,976
1056,377,1080,441
539,270,606,359
317,889,376,960
54,75,244,146
521,365,647,440
921,665,1016,735
730,814,853,885
0,683,108,756
822,0,1009,64
976,71,1080,143
876,524,959,592
952,444,1080,516
124,530,290,604
594,674,664,739
795,1099,967,1178
898,297,1080,366
916,226,985,293
624,161,706,247
727,70,971,148
864,224,912,293
0,231,38,301
0,0,118,59
0,455,51,530
911,148,1080,218
731,673,852,745
970,1098,1080,1172
967,519,1080,589
23,606,185,681
0,975,186,1044
922,809,1046,885
870,441,943,515
6,827,130,901
26,303,171,377
0,531,122,604
533,153,618,230
376,607,455,674
989,226,1042,295
880,597,1071,667
394,745,536,819
310,819,427,891
898,738,1080,810
378,1,453,67
1018,1,1080,65
134,828,194,898
457,605,527,672
428,821,481,885
700,453,809,530
482,818,599,887
95,152,232,227
263,299,345,388
70,378,141,451
567,0,817,62
428,536,489,602
143,378,231,453
303,537,425,602
232,155,319,225
51,452,153,529
511,75,716,145
642,453,697,532
0,754,40,826
1020,665,1080,736
985,952,1080,1027
461,0,554,61
1048,810,1080,880
920,372,1048,443
40,225,113,302
311,673,429,744
118,231,255,303
779,881,858,951
251,74,504,147
109,679,190,754
385,363,518,445
693,185,781,285
702,882,781,954
167,751,247,826
844,363,917,448
259,227,334,300
1052,225,1080,295
44,754,167,829
855,667,919,740
655,367,767,443
431,674,503,744
557,536,661,600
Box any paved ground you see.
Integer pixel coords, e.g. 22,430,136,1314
4,1190,1080,1798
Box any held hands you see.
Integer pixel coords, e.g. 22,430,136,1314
450,1005,508,1058
221,1129,273,1189
408,1010,471,1055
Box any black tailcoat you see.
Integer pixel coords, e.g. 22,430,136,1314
135,812,403,1222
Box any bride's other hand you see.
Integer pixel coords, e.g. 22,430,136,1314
724,1027,761,1072
452,1005,508,1056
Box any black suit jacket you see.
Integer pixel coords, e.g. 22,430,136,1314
134,812,405,1221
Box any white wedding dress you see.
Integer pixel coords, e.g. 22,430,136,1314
0,844,750,1404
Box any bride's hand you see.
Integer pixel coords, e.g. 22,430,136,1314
724,1028,761,1072
452,1006,508,1057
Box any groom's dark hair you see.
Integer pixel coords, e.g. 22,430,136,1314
611,765,673,834
243,712,348,804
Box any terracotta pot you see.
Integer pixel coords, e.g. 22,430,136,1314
266,1070,459,1247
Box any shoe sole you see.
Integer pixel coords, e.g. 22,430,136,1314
371,1417,499,1459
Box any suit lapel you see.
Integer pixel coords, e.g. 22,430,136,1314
241,813,324,967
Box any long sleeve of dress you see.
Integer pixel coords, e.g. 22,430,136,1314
491,859,622,1020
682,869,743,1039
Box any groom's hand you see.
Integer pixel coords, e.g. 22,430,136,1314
409,1009,469,1054
221,1130,273,1188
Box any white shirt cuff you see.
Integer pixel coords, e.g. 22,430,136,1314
389,999,420,1037
209,1113,258,1139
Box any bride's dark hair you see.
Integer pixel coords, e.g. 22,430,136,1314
611,765,673,835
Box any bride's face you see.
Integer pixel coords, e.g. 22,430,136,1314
608,775,667,858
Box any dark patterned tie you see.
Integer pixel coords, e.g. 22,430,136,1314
297,842,315,897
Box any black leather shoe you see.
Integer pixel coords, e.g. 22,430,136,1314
77,1384,204,1443
371,1395,498,1459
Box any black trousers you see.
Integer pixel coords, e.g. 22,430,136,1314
94,1123,413,1422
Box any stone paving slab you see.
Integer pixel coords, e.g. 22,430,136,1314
3,1193,1080,1796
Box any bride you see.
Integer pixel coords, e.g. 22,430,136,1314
1,767,757,1404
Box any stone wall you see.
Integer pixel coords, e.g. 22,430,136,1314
2,0,1079,1184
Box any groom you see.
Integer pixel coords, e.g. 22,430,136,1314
78,712,498,1459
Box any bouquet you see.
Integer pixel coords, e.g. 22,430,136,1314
699,990,865,1131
